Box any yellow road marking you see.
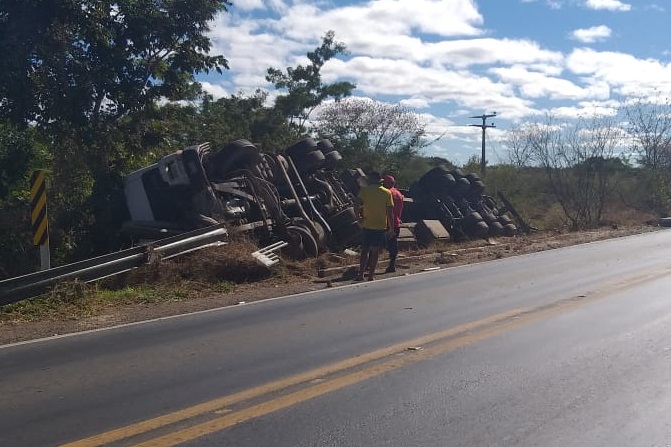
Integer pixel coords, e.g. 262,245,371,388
132,297,586,447
61,266,671,447
59,309,523,447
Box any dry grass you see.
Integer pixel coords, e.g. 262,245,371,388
107,235,274,289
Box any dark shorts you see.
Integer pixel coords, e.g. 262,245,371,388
362,228,387,248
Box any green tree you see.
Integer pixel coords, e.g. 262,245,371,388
0,0,230,133
198,91,296,152
266,30,356,133
0,0,232,262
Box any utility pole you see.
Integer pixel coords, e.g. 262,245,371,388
469,112,497,175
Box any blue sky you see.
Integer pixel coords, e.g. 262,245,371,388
199,0,671,165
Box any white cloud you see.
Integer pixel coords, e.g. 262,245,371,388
491,65,610,101
230,0,266,12
200,0,671,163
268,0,485,44
585,0,632,11
566,48,671,96
570,25,612,43
200,82,230,100
400,98,431,109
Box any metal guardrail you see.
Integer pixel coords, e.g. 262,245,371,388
0,223,229,305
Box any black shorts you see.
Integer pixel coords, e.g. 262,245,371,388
362,228,387,248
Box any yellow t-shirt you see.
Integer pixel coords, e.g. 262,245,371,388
358,185,393,230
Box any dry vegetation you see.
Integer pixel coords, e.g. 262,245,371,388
0,222,662,345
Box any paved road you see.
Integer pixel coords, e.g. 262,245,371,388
1,230,671,447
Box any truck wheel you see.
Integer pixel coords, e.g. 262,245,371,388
331,221,362,249
292,150,325,174
468,180,485,197
498,214,512,225
287,138,318,157
285,225,319,258
470,220,490,238
311,220,328,248
488,221,504,236
503,223,518,236
328,207,358,229
451,177,471,198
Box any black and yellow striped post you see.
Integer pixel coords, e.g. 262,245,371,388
30,170,51,270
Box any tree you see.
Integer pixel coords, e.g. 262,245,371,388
620,93,671,214
512,113,622,229
0,0,232,262
266,30,356,133
314,97,430,171
502,124,535,168
0,0,230,132
621,93,671,170
198,91,296,152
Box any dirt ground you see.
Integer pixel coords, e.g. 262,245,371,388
0,225,662,345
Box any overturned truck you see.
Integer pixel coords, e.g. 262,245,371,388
122,138,525,259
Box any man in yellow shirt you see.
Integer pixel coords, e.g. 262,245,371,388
356,171,395,281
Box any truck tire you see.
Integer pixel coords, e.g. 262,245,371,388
285,225,319,258
488,221,504,236
292,149,325,174
286,138,318,158
328,207,358,229
503,223,518,236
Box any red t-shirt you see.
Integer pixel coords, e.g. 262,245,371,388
389,187,404,228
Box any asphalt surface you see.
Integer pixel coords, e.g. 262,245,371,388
1,230,670,446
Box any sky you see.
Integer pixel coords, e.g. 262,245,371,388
199,0,671,165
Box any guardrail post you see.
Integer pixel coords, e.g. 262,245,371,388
30,169,51,271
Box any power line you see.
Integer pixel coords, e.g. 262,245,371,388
469,112,497,175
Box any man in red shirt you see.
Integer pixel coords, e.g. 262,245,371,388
382,174,404,273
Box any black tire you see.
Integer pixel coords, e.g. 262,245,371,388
292,149,325,174
488,221,504,236
464,211,483,227
206,140,260,180
328,207,358,229
285,225,319,258
450,169,465,179
452,177,471,198
311,220,327,248
503,223,518,236
317,139,336,154
331,221,362,248
432,173,457,192
465,173,480,183
498,214,512,225
323,151,342,170
286,138,318,158
468,180,485,197
482,211,498,225
469,221,490,238
418,166,450,189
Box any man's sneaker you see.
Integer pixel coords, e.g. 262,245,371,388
385,266,396,273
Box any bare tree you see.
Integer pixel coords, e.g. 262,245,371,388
502,124,536,167
521,113,621,229
622,93,671,170
313,98,429,169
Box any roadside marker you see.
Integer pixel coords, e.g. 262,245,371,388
30,169,50,270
